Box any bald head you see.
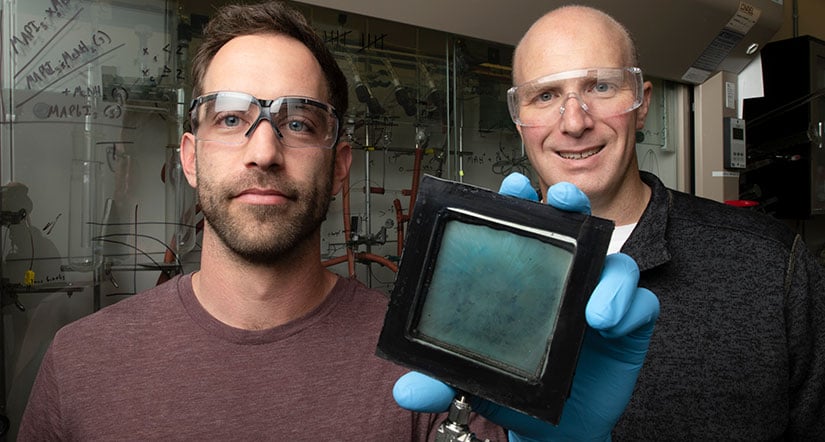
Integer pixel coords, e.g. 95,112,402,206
512,6,638,85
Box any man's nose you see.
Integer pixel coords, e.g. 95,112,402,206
558,93,590,117
243,118,285,169
558,93,592,136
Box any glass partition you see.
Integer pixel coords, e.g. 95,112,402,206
0,0,687,436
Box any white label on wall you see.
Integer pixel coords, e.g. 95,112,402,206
726,81,737,109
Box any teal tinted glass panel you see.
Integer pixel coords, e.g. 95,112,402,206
414,219,574,379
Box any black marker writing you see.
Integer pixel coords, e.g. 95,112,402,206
62,85,102,97
24,30,112,90
46,103,96,118
46,0,73,19
10,20,50,56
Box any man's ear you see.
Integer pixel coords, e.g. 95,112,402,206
635,80,654,130
331,139,352,196
180,133,198,188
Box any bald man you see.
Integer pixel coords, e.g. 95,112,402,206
506,5,825,440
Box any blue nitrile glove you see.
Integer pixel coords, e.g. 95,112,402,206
394,172,660,441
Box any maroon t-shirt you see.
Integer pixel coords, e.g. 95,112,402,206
19,274,503,440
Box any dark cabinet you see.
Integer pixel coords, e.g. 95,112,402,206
743,35,825,218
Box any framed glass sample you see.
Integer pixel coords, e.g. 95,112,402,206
376,175,614,424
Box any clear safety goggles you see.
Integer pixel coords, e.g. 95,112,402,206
190,91,340,149
507,67,644,127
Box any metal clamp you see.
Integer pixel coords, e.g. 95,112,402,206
435,395,492,442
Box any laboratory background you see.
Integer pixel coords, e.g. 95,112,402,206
1,0,824,437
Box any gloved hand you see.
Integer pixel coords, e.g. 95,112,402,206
393,172,660,441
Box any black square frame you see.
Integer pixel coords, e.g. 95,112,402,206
376,175,614,424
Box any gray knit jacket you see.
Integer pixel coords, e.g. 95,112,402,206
613,171,825,441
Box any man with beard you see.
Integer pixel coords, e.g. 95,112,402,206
19,2,659,440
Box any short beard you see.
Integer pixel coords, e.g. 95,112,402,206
197,167,334,266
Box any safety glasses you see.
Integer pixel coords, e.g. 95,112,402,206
190,91,340,149
507,67,644,127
